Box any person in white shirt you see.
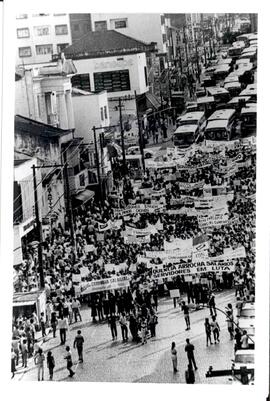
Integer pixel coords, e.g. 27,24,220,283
58,316,69,345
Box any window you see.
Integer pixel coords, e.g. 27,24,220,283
144,66,148,86
34,26,50,36
16,14,28,19
94,20,107,32
17,28,30,38
104,105,108,119
71,74,91,92
79,173,85,187
35,44,53,55
114,19,127,29
100,107,104,121
18,47,32,58
57,43,69,53
160,15,165,25
162,33,167,43
55,24,68,35
94,69,130,93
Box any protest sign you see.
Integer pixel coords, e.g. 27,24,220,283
81,275,131,295
170,289,180,298
98,220,112,232
85,244,95,253
151,260,235,280
80,266,90,278
197,209,229,229
124,235,150,244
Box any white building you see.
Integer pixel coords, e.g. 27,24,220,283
64,30,155,124
15,13,72,66
15,56,76,130
90,13,170,58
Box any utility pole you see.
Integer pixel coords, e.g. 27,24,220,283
194,30,200,82
62,148,76,249
118,97,127,176
134,90,145,173
32,164,45,289
92,126,103,203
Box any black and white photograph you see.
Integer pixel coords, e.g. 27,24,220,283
1,2,269,400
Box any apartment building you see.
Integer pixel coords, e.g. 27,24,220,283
15,13,72,65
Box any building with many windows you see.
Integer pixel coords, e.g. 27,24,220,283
15,13,72,65
64,30,156,124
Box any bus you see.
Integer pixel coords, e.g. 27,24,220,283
206,87,230,103
240,104,257,136
224,81,242,97
173,125,201,148
196,96,216,118
239,84,257,101
176,111,206,129
204,109,237,141
213,64,231,81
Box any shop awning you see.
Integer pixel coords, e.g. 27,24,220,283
74,189,95,203
146,93,161,110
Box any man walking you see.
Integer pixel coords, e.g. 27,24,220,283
58,315,69,345
73,330,84,362
108,314,117,341
181,301,190,330
185,339,198,370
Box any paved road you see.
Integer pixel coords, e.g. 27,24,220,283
14,290,236,384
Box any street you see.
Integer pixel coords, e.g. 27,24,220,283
14,290,235,384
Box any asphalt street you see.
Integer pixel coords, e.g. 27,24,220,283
14,290,236,384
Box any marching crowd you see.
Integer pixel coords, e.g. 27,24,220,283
11,136,256,380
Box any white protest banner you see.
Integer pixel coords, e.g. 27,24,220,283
124,235,151,244
85,244,95,253
164,238,193,251
125,225,157,237
111,219,123,229
177,180,205,191
98,220,112,232
81,275,131,295
72,274,82,283
223,246,246,259
192,249,209,261
194,198,213,209
166,209,187,215
170,289,180,298
104,263,116,272
146,250,189,260
96,233,105,242
74,285,81,295
197,209,229,229
80,267,90,278
137,256,150,265
151,188,166,196
151,260,235,280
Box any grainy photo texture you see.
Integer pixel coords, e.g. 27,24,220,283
12,12,257,384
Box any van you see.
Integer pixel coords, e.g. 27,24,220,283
173,125,201,148
240,105,257,136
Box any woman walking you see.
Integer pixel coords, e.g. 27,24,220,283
204,318,213,346
211,316,220,344
47,351,55,380
34,348,45,381
171,342,178,373
64,346,75,378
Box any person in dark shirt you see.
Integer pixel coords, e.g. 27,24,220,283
73,330,84,362
108,314,117,340
181,301,190,330
234,328,242,352
185,339,197,370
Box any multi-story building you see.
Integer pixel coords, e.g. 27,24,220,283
90,13,170,68
15,13,72,66
64,29,157,124
69,14,92,42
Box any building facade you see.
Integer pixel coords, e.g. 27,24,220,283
15,13,72,66
69,14,92,42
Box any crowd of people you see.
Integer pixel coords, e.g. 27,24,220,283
11,133,256,379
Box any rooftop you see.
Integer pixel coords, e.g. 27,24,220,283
64,30,156,60
15,115,73,138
